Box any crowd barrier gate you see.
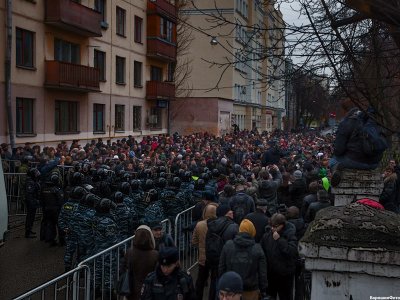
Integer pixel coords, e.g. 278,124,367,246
13,265,91,300
174,205,198,272
4,173,27,216
77,218,171,300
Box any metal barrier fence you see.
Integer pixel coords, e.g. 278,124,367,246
174,205,198,272
13,265,91,300
77,218,171,300
4,173,27,216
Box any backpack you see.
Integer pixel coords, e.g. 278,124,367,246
353,114,388,157
205,220,231,266
232,196,247,224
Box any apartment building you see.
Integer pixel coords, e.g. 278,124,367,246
0,0,177,146
170,0,286,135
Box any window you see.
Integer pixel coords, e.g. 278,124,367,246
150,66,162,81
94,50,106,81
133,106,141,130
16,98,34,134
134,16,143,43
116,6,126,37
16,28,34,68
116,56,126,84
167,62,175,82
150,107,162,129
160,18,173,42
55,101,78,133
95,0,106,22
54,39,80,64
134,61,142,87
115,104,125,131
93,103,105,132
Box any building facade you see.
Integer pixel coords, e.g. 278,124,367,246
0,0,176,146
170,0,286,135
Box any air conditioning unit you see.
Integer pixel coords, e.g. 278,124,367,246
149,115,158,124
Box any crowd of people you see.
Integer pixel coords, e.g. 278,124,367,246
1,106,398,300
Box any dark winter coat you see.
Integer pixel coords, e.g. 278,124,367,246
288,179,307,208
124,225,158,300
207,216,238,243
301,193,317,219
245,209,269,243
255,171,282,215
218,232,267,293
260,223,298,277
229,192,255,224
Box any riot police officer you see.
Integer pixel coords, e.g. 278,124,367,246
25,168,41,238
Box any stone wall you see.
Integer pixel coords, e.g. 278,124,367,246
331,169,384,206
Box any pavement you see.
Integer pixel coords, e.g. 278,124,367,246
0,219,65,300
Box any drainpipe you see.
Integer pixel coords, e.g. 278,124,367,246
5,0,15,150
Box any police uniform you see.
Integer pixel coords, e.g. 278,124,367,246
140,247,195,300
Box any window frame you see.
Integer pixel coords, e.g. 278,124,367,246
16,27,35,69
94,0,106,22
94,49,106,82
116,6,126,37
116,56,126,85
134,60,143,87
133,106,142,131
54,38,80,64
55,100,79,134
115,104,125,132
16,97,34,135
93,103,105,133
134,16,143,44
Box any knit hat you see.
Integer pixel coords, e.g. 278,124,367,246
216,204,231,217
218,271,243,294
239,219,256,238
293,170,302,179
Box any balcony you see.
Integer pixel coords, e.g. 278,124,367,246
147,38,177,62
45,61,100,92
146,81,175,100
147,0,177,20
45,0,102,37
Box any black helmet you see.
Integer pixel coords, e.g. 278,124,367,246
74,162,83,173
159,172,166,179
178,169,185,178
200,173,209,182
183,171,192,182
144,169,152,178
117,169,125,178
96,168,106,179
27,168,40,179
212,169,220,178
233,164,242,175
96,198,116,213
83,193,98,208
194,178,205,190
82,163,91,173
120,182,131,195
71,172,84,186
228,173,237,184
50,173,60,185
114,191,124,203
71,186,86,201
144,179,154,191
130,179,141,191
156,177,167,189
172,177,181,188
122,172,131,182
159,166,166,173
145,189,158,203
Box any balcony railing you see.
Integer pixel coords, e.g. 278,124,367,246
146,81,175,100
45,61,100,92
45,0,102,37
147,0,177,20
147,39,177,62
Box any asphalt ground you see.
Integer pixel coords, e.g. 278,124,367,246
0,219,65,300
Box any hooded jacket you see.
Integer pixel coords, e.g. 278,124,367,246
207,216,238,243
124,225,158,300
218,232,267,293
